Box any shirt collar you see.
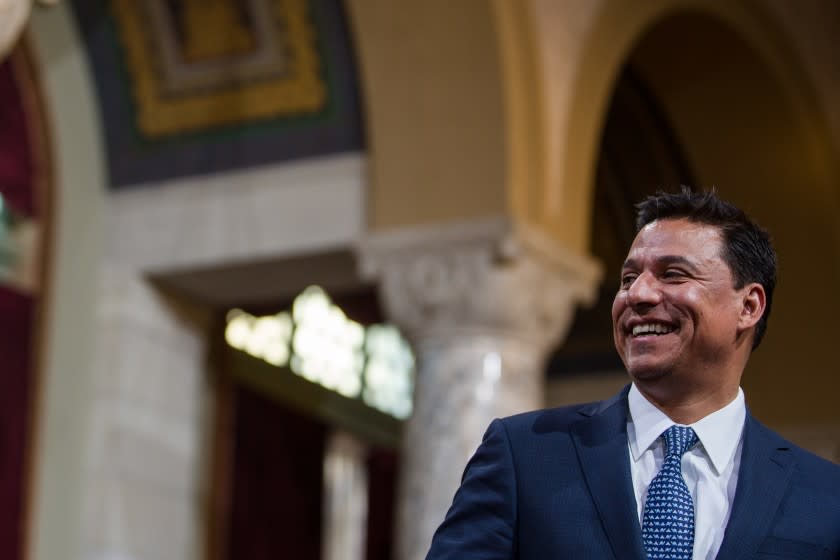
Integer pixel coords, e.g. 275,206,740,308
627,383,746,475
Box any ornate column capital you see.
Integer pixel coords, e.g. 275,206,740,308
0,1,61,60
358,217,602,352
0,0,30,59
359,217,602,560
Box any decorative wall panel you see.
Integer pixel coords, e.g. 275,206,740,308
71,0,364,187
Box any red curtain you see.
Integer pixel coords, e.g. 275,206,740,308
0,58,35,218
0,286,33,560
0,57,36,560
366,448,399,560
226,385,326,560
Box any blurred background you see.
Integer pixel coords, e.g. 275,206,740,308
1,0,839,559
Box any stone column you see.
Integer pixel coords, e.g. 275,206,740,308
322,431,370,560
358,218,601,560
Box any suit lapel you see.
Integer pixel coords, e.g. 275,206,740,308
715,414,795,559
571,390,646,560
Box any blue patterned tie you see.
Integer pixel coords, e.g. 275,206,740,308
641,425,698,560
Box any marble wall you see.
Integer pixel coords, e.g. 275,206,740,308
81,266,209,560
77,153,367,560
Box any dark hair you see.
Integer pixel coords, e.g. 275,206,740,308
635,186,777,350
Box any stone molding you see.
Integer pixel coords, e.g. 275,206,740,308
0,1,60,60
106,153,366,271
358,217,602,351
0,0,29,59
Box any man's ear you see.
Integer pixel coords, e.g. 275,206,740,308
738,283,766,331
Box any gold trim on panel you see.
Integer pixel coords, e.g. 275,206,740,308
111,0,326,137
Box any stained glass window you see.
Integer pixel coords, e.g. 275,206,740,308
225,286,414,419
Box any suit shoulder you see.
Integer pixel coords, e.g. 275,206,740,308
754,419,840,488
789,443,840,482
496,399,605,435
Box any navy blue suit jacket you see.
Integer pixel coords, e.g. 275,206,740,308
427,387,840,559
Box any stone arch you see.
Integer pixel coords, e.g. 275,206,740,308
25,4,108,559
546,0,840,426
533,0,837,252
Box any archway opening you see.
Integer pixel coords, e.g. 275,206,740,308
549,9,840,440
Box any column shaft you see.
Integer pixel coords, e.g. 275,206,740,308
397,335,543,560
358,219,601,560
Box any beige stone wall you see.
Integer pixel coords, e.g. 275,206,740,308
28,5,105,559
763,0,840,155
346,0,508,230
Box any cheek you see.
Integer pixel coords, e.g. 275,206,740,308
611,293,627,351
672,288,705,314
611,293,625,325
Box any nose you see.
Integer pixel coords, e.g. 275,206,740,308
626,272,662,309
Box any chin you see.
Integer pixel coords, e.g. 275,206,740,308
626,363,672,383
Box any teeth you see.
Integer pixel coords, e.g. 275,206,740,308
632,323,675,336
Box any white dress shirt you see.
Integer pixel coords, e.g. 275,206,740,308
627,383,745,560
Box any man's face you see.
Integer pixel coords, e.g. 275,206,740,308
611,218,748,388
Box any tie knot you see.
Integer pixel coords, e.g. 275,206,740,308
662,425,698,457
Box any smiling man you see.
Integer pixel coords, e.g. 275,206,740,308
426,189,840,560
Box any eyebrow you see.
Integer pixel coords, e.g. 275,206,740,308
621,255,700,271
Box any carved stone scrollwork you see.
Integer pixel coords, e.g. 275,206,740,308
0,1,61,60
359,217,601,353
0,0,30,59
